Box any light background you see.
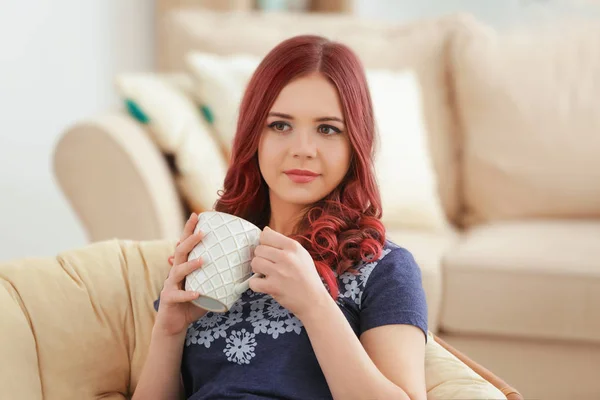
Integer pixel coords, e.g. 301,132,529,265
1,0,597,260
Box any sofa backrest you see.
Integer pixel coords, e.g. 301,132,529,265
155,8,600,229
451,18,600,226
157,8,473,224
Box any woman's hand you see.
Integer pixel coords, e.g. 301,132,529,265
249,226,331,320
154,213,208,337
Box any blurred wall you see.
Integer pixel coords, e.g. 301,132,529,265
0,0,154,261
354,0,600,27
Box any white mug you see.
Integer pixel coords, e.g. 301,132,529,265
185,211,262,312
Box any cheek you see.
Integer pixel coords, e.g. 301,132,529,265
258,134,279,179
257,135,267,174
325,140,352,177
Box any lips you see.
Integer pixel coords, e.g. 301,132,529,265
284,169,320,184
284,169,319,177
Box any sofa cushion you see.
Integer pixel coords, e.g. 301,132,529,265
160,9,468,224
386,227,459,333
452,19,600,225
115,73,227,213
185,52,260,157
440,332,600,400
441,220,600,343
0,239,174,400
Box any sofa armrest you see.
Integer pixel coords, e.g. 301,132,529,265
53,112,185,242
0,279,43,399
430,333,523,400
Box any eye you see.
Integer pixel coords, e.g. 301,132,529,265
318,124,342,135
268,121,291,132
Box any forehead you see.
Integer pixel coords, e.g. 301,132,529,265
270,73,343,118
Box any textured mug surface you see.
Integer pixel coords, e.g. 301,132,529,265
185,211,261,312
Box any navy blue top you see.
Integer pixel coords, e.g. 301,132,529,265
154,240,428,399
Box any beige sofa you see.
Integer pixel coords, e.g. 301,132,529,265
0,238,521,399
52,6,600,400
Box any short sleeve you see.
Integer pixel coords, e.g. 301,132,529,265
359,247,428,342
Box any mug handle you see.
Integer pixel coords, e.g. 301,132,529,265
233,273,266,295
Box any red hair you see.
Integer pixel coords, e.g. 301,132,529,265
214,35,385,299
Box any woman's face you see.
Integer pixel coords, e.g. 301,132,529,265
258,72,352,209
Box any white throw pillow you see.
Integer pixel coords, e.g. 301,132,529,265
368,70,448,231
185,52,446,230
186,53,260,154
115,73,228,212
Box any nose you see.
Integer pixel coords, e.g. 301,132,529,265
291,129,317,159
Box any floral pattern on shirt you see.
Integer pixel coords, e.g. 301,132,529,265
185,291,303,365
185,247,392,365
336,248,392,309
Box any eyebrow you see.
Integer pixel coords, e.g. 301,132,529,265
268,112,345,124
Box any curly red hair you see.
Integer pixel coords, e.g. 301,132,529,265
214,35,385,299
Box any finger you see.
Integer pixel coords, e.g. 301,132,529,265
250,255,275,276
174,213,198,265
248,275,270,294
179,213,198,244
164,289,200,304
253,244,282,263
168,255,174,266
260,226,295,250
171,258,204,283
174,230,204,266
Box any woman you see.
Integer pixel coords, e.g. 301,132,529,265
134,35,428,400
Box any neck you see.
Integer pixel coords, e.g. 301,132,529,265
267,193,305,236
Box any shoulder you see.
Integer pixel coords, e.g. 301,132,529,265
357,240,428,337
377,239,415,265
336,240,422,307
375,240,420,275
356,239,421,285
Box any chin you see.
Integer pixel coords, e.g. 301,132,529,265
276,188,324,207
281,193,320,207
